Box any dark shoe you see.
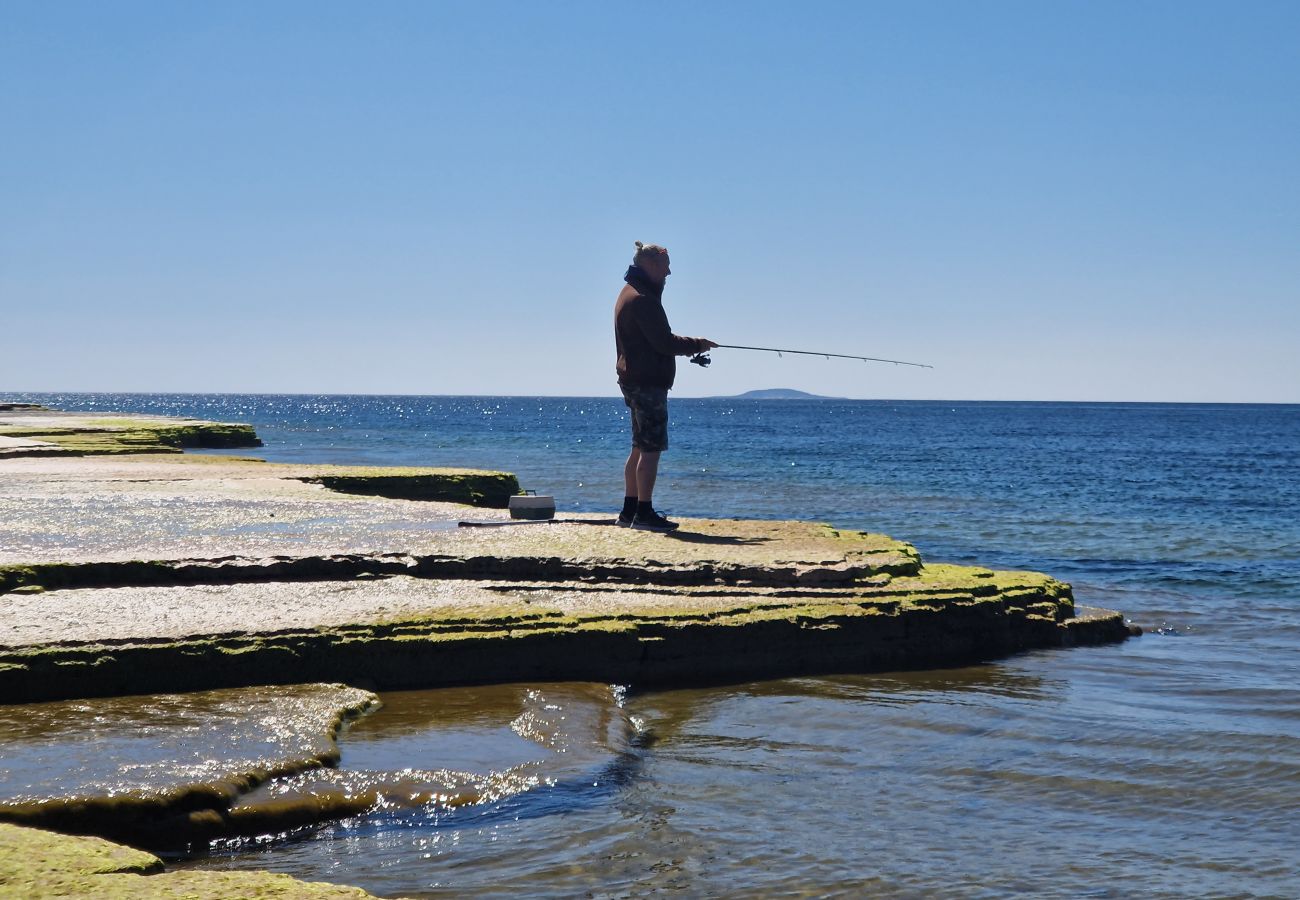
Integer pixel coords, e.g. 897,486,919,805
631,509,679,532
616,512,634,527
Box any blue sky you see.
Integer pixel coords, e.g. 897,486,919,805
3,1,1297,401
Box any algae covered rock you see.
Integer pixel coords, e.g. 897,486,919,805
296,465,521,507
0,409,262,456
0,821,162,879
0,822,378,897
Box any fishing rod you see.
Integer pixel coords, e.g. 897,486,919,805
690,344,933,369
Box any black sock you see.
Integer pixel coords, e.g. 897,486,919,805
621,496,638,516
637,501,654,518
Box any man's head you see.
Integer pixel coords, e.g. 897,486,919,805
633,241,671,284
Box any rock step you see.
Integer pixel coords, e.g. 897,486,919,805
0,568,1125,705
0,410,263,456
0,545,921,595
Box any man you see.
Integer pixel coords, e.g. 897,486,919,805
614,241,717,532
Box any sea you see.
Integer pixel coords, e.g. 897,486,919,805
4,392,1299,898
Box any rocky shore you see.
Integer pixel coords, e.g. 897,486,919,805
0,404,1131,892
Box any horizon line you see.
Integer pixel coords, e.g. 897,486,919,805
3,390,1298,407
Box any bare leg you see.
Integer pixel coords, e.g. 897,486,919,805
624,447,641,497
635,450,661,504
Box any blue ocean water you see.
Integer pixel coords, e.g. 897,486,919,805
6,392,1300,897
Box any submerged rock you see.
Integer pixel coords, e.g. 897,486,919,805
207,682,637,845
0,683,377,846
0,682,635,851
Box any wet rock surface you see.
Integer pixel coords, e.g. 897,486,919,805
0,684,377,842
218,682,632,843
0,681,633,852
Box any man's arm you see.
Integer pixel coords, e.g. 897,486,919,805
632,298,716,356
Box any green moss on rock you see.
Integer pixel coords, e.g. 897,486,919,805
0,822,161,879
0,560,1126,705
0,566,39,594
0,419,261,455
296,466,521,507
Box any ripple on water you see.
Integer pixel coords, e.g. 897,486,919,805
178,682,641,863
1,681,641,861
178,660,1299,899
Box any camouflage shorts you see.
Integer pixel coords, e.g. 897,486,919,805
620,383,670,452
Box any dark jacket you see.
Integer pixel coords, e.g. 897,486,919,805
614,266,707,389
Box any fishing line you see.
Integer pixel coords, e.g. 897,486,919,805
689,344,933,369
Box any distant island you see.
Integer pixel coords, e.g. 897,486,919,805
712,389,844,400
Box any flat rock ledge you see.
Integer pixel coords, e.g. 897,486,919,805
0,573,1127,706
0,410,1130,706
0,404,262,457
0,514,1129,704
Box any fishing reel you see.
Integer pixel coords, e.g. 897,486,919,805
689,352,712,367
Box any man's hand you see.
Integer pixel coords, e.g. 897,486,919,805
688,338,718,368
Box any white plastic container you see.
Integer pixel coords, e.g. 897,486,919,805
508,493,556,520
